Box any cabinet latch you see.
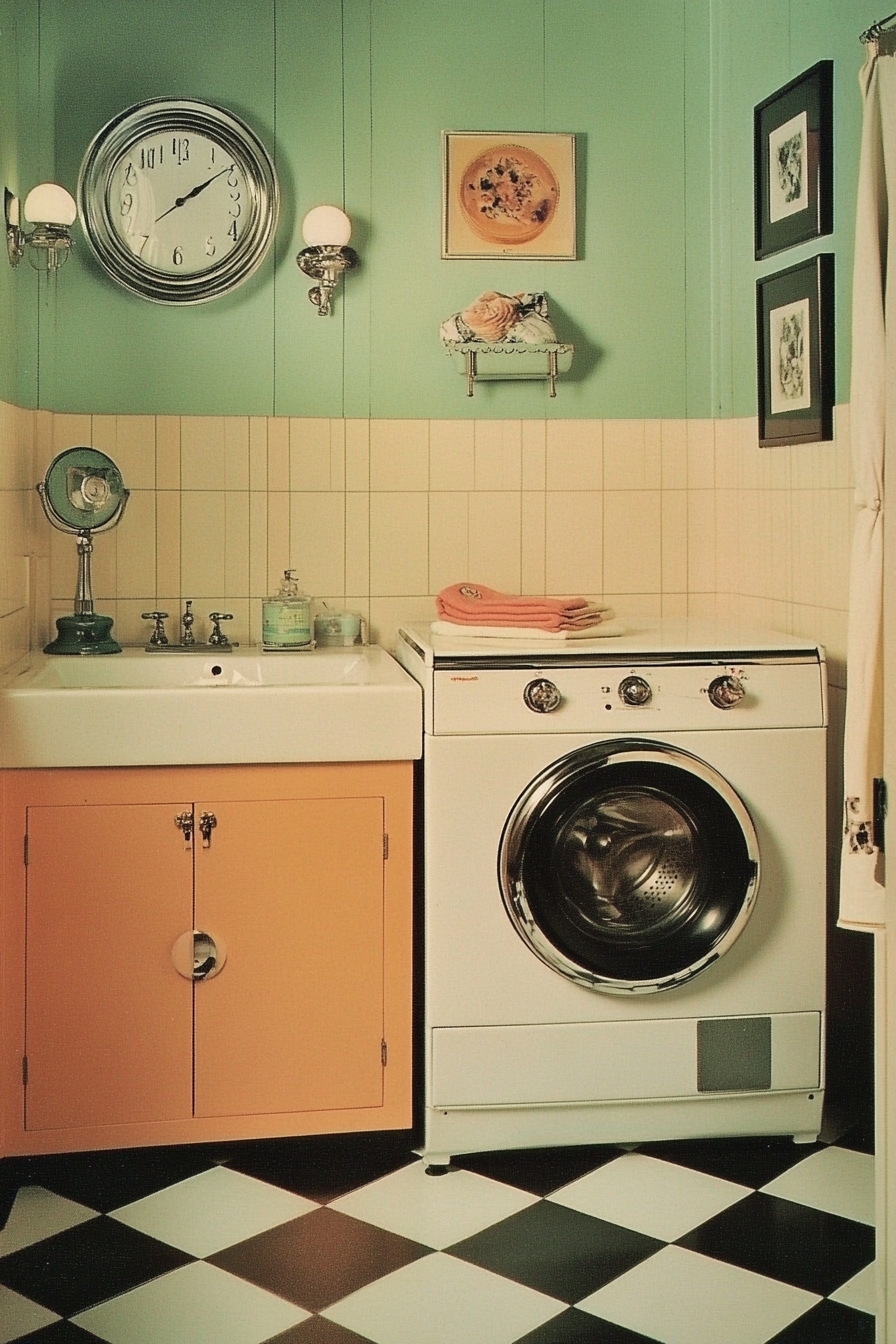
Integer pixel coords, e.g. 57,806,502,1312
199,812,217,848
175,811,194,847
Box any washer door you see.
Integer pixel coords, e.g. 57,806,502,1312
498,740,760,994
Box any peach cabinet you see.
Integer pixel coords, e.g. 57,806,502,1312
0,761,413,1155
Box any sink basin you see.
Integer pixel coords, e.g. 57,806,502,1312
0,646,423,768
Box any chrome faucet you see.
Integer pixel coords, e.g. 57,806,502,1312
207,612,235,647
142,611,170,646
181,600,196,645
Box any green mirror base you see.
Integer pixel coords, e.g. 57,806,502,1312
44,613,122,655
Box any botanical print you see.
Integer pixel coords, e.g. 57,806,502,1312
768,111,808,222
770,297,811,415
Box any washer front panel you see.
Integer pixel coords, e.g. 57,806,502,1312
499,740,760,993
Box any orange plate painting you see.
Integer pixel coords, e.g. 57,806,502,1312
443,132,576,259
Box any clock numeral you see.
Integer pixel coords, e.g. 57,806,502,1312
131,235,149,257
172,246,183,266
124,163,137,186
172,136,189,165
120,193,133,217
228,194,241,220
205,236,216,257
226,166,239,188
228,219,238,243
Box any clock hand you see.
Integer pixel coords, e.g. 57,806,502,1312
154,165,233,222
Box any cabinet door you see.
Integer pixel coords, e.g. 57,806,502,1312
24,803,194,1131
194,796,385,1118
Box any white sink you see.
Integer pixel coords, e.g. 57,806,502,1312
0,646,423,768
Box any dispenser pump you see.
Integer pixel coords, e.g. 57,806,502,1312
262,569,313,650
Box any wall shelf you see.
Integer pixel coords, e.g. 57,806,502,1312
444,342,574,396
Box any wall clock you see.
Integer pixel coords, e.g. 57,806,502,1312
77,97,279,304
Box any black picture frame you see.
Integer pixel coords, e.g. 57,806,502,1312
754,60,833,260
756,254,834,447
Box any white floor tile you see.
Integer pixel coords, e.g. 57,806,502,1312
578,1245,820,1344
71,1261,308,1344
110,1166,317,1257
0,1185,98,1255
760,1146,875,1226
322,1250,564,1344
0,1284,60,1344
829,1260,878,1316
330,1158,538,1249
548,1153,751,1242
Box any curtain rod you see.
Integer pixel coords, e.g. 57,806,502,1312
861,10,896,41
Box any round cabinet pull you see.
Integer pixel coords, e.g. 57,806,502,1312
171,929,227,981
707,674,746,710
523,678,563,714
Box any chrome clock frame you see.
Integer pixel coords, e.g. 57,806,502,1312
77,97,279,304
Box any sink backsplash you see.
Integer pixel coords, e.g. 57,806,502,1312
0,402,852,687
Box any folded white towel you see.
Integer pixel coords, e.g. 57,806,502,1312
430,619,627,641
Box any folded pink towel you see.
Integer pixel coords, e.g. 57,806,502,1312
436,583,614,632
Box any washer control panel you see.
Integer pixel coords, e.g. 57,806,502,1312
428,659,825,735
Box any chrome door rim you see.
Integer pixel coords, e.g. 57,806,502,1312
498,739,760,995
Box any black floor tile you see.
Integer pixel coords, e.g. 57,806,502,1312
222,1131,417,1202
262,1316,377,1344
677,1190,875,1297
636,1135,822,1189
208,1206,431,1312
512,1306,662,1342
0,1215,194,1316
452,1144,626,1197
0,1144,218,1214
837,1117,875,1156
11,1323,108,1342
766,1298,876,1343
448,1199,664,1304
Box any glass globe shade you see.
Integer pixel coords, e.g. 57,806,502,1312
23,183,77,226
301,205,352,247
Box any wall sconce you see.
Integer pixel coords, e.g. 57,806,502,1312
6,183,78,271
296,205,358,316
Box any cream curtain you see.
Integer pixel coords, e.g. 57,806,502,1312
839,42,896,930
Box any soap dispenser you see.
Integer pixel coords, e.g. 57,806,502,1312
262,570,313,650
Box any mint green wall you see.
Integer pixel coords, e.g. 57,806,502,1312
713,0,875,416
0,0,875,418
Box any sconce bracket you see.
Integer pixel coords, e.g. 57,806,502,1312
296,244,359,316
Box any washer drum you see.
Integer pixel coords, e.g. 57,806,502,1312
498,740,760,994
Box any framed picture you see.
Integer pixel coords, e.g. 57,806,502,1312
756,253,834,447
442,131,576,260
754,60,833,259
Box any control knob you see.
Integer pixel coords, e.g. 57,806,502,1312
618,675,652,706
707,674,746,710
523,678,563,714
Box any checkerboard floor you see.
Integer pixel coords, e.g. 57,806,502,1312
0,1122,875,1344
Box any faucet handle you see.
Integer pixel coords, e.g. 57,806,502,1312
142,611,170,646
207,612,236,647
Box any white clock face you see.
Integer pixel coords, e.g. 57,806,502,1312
109,132,250,276
78,99,279,304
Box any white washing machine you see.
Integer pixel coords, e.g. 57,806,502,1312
395,618,828,1169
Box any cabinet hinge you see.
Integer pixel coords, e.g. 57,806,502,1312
22,1056,28,1086
383,833,389,860
23,833,28,866
381,1039,388,1067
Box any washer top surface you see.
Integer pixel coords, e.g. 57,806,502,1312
398,616,823,666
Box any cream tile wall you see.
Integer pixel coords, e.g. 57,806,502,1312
14,405,851,691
